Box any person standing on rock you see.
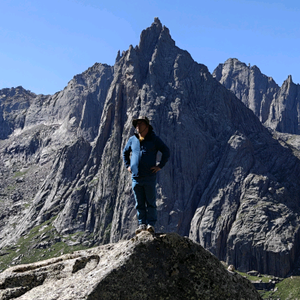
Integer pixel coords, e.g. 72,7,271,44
123,116,170,235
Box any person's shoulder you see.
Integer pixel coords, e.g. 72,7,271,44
151,130,162,139
129,134,139,139
149,129,157,137
150,131,163,144
128,134,139,143
146,130,157,141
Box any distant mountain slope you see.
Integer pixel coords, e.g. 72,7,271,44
1,18,300,278
213,58,300,134
0,86,41,139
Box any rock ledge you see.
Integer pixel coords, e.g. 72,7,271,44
0,232,261,300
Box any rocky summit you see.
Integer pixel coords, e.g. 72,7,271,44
1,18,300,278
0,232,261,300
213,58,300,134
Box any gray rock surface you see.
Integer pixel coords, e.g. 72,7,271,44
0,87,40,140
266,75,300,134
0,63,113,251
1,18,300,278
213,58,300,134
0,232,262,300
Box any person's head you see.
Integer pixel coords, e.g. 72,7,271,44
132,116,152,136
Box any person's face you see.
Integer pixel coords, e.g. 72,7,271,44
136,120,148,134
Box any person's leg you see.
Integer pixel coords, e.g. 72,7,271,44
132,178,147,225
144,176,157,226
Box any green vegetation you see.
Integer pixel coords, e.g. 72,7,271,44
103,223,112,243
0,217,91,273
6,184,16,192
23,202,31,209
88,176,99,188
13,169,28,178
2,224,300,300
237,271,271,283
262,276,300,300
237,271,300,299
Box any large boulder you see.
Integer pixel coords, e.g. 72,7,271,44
0,232,261,300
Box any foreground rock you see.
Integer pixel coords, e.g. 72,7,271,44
0,232,261,300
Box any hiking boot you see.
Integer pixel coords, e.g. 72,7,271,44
147,224,155,234
135,224,147,235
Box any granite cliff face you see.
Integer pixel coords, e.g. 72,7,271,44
213,58,300,134
0,87,40,140
1,18,300,278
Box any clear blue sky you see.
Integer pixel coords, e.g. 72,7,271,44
1,0,299,95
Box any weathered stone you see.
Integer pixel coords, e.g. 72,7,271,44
247,270,260,276
0,232,261,300
265,75,300,134
0,86,39,140
213,58,300,135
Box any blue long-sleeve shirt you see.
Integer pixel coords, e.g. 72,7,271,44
123,130,170,178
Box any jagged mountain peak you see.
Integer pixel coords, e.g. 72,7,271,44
138,17,163,49
113,18,200,96
214,58,276,84
0,86,43,139
0,86,36,98
153,16,162,26
138,17,175,51
213,58,279,122
286,74,293,84
69,62,113,87
214,57,300,134
134,18,176,81
1,19,300,279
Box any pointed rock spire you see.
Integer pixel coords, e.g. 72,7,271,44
115,50,121,63
138,17,163,53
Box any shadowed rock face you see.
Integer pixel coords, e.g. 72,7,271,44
213,58,300,134
0,232,262,300
0,87,42,139
0,18,300,278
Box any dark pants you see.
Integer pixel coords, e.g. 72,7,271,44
132,176,157,226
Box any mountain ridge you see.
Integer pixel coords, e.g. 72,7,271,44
1,18,300,278
213,58,300,134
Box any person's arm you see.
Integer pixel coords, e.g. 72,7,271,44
155,137,170,169
123,139,132,169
